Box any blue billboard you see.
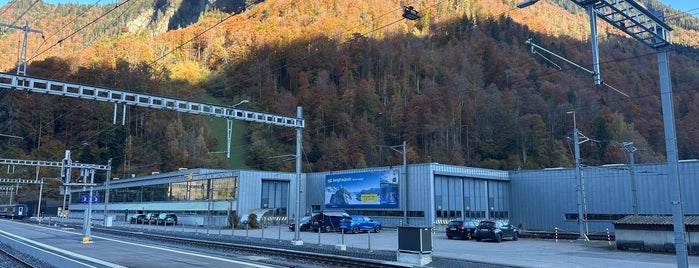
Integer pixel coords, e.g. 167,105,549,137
324,169,400,209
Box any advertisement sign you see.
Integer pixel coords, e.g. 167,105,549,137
325,169,400,209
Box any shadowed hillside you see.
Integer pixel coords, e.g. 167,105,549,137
0,0,698,186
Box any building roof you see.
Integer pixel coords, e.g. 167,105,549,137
614,215,699,226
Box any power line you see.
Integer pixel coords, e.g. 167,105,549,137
36,0,109,53
28,0,133,63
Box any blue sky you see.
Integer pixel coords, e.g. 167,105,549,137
659,1,697,13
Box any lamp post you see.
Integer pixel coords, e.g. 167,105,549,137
227,100,249,159
292,107,303,245
103,159,111,224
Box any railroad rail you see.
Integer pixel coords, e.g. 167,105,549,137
0,245,34,268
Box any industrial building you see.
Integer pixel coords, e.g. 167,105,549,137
67,160,699,234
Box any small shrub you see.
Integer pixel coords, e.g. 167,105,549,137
248,213,259,229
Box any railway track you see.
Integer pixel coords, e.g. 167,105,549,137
0,241,42,268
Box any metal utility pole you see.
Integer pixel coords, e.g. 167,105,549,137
0,21,43,76
520,1,685,266
292,107,304,245
621,142,638,215
104,158,112,224
567,111,589,241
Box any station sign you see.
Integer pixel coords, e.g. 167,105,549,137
80,195,101,203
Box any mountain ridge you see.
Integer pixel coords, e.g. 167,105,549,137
0,0,697,181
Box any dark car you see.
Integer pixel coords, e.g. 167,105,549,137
156,213,178,225
339,215,382,234
129,214,147,224
474,220,519,242
289,215,312,232
310,210,350,232
446,220,479,240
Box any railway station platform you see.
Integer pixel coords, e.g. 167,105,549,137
3,218,699,268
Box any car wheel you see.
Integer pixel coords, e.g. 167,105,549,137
352,226,360,234
495,233,502,242
373,226,380,233
512,232,518,241
300,225,307,232
476,238,481,242
466,232,473,240
324,225,332,233
447,235,453,239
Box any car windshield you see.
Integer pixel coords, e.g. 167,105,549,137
479,221,495,228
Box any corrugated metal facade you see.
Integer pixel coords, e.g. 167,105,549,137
236,170,298,220
73,160,698,232
306,163,509,228
509,160,699,233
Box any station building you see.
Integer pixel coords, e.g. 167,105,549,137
67,160,699,233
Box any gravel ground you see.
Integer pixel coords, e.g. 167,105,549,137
0,241,57,268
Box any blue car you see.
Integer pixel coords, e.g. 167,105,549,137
339,215,382,234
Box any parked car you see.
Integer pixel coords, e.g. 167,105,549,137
474,220,519,242
310,210,350,232
129,214,147,224
446,220,479,240
289,215,312,232
339,215,382,234
156,213,178,225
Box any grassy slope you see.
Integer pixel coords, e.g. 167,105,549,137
199,93,249,169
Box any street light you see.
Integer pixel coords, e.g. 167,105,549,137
292,107,303,245
226,100,249,159
232,100,249,108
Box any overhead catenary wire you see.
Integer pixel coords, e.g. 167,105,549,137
4,0,40,30
28,0,133,63
36,0,109,53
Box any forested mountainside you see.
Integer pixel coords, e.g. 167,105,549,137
0,0,698,184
